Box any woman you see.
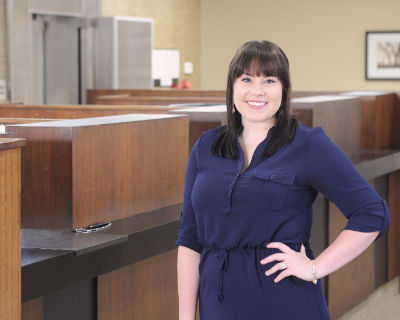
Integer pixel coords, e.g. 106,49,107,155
176,40,390,320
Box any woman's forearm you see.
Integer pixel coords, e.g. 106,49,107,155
315,229,379,279
177,246,201,320
263,230,380,283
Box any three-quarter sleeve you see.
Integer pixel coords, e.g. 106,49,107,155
176,138,204,254
305,127,390,239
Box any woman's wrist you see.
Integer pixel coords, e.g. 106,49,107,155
311,260,318,284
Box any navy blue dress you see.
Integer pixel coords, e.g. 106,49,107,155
176,123,390,320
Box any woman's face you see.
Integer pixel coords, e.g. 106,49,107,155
233,73,283,129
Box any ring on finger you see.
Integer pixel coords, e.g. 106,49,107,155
281,261,287,270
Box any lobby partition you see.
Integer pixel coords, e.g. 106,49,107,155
6,114,188,230
6,115,188,320
86,89,226,105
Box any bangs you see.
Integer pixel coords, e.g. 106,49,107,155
230,42,287,81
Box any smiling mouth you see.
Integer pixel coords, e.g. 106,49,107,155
247,101,267,107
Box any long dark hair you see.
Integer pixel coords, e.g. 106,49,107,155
210,40,298,158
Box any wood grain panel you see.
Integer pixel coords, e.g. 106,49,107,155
375,94,394,148
292,97,361,157
72,117,188,229
357,93,396,149
7,115,188,230
391,92,400,146
98,249,179,320
388,169,400,280
361,99,376,149
169,109,227,150
95,96,225,106
22,297,43,320
327,201,375,320
8,127,73,230
292,108,312,127
87,89,226,104
0,118,61,124
0,146,22,320
0,104,186,120
0,138,26,151
189,121,220,150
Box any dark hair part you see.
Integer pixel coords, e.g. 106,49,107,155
211,40,298,159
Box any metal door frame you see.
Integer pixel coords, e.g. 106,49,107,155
6,0,100,104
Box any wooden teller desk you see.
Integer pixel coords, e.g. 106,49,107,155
3,114,188,320
0,92,399,320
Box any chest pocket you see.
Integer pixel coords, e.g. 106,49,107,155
248,171,295,212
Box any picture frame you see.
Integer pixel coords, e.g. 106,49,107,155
366,31,400,80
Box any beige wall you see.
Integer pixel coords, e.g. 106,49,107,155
0,0,7,80
2,1,398,92
103,0,201,88
201,0,400,91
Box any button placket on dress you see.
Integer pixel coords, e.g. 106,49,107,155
223,173,240,215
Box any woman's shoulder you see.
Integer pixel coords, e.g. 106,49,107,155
294,123,341,158
294,123,326,142
296,122,322,134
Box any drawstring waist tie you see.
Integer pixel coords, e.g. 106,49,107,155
216,249,230,302
202,243,309,303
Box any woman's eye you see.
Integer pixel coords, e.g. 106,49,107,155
242,77,251,83
265,79,275,84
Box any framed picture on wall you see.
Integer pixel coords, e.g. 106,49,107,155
366,31,400,80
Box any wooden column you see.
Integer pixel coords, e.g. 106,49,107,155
0,138,25,320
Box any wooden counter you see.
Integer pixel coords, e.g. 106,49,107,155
19,146,400,320
21,204,182,320
95,95,226,106
0,104,188,119
86,89,226,104
0,138,25,320
6,114,189,230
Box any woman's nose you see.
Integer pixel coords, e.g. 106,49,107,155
251,82,265,95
